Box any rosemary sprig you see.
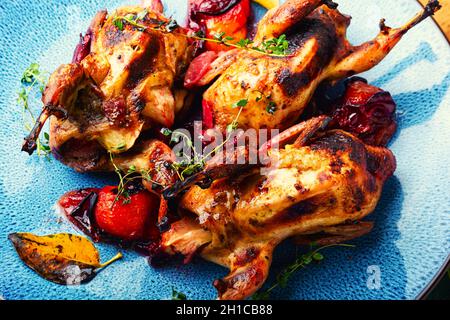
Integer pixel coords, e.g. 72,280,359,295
111,11,290,57
252,243,355,300
18,63,51,158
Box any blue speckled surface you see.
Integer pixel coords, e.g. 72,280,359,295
0,0,449,300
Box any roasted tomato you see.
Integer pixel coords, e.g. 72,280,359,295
94,186,160,241
307,77,397,146
331,78,397,146
188,0,251,52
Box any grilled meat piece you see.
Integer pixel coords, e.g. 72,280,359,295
23,3,194,172
187,0,441,132
161,116,396,299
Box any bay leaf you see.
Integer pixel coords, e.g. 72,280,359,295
8,233,122,285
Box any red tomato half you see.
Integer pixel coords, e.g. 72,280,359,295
189,0,251,52
94,186,160,241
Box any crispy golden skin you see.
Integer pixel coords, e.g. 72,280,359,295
24,4,193,171
162,117,396,300
195,0,440,132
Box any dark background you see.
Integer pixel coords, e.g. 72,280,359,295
427,269,450,300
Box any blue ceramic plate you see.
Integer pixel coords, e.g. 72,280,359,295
0,0,449,300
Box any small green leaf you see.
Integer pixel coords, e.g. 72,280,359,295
252,291,270,300
194,30,205,38
213,32,226,41
236,39,252,48
266,101,277,115
312,252,324,261
303,254,312,265
160,128,172,136
136,9,148,21
172,288,187,300
232,99,248,108
114,18,124,31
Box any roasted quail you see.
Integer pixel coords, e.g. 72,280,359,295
23,2,194,172
186,0,441,132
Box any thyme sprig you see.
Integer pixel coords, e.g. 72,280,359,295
109,152,163,205
18,63,51,158
252,243,355,300
161,100,248,182
112,11,290,57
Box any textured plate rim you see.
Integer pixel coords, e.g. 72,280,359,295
1,0,449,301
412,0,450,300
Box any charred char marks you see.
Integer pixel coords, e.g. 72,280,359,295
366,152,381,175
234,247,260,267
281,200,318,221
125,37,159,89
104,26,132,47
330,157,344,173
311,132,366,165
129,94,146,113
277,69,310,96
353,187,365,212
102,96,127,126
276,17,338,96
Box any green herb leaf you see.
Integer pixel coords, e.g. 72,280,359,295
236,38,252,48
312,252,324,261
172,288,187,300
165,19,179,32
114,18,124,31
266,101,277,115
213,31,226,41
194,30,206,38
251,243,355,300
232,99,248,108
160,128,173,136
18,63,51,159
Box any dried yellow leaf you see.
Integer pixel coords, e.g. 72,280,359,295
9,233,122,285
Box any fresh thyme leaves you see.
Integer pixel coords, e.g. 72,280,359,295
252,243,355,300
260,34,289,56
251,90,278,115
266,101,277,115
232,99,249,108
113,18,124,31
160,127,173,137
192,32,290,57
163,98,248,181
18,63,51,158
112,10,147,31
112,10,178,34
235,38,253,48
112,10,290,57
109,152,163,205
172,288,187,300
197,30,290,56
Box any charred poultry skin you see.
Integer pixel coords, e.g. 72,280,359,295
22,2,193,172
162,116,396,300
189,0,441,132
